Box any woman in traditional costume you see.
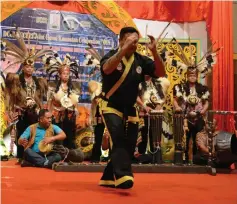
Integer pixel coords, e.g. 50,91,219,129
44,52,80,149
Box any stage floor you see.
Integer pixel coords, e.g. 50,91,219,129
2,160,237,204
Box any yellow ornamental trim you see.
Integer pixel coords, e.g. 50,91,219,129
79,1,138,34
1,1,33,22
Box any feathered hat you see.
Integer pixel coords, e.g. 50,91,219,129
83,42,105,67
1,27,53,72
162,37,221,78
42,52,80,80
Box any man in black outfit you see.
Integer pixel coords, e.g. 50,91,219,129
99,27,165,189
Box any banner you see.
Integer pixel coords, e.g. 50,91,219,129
1,8,118,104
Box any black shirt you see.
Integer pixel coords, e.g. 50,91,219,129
100,49,157,107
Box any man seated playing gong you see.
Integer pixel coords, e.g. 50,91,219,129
18,109,66,168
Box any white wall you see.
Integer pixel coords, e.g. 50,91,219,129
133,19,207,57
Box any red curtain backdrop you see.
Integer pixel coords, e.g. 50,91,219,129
206,1,234,131
116,1,209,22
26,1,234,131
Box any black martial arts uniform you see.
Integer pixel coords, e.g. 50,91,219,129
99,49,158,189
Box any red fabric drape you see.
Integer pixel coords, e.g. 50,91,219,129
206,1,234,131
26,1,234,131
115,1,209,22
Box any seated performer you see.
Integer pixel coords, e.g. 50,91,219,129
18,109,66,168
195,119,237,168
195,119,218,164
2,28,50,162
138,76,170,155
44,52,80,149
99,27,165,189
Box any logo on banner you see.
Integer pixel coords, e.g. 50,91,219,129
62,16,81,31
136,66,142,74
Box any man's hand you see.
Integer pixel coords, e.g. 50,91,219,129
122,33,138,51
18,138,29,148
147,35,157,53
183,126,189,132
144,106,153,114
102,130,110,150
9,112,18,124
175,106,183,113
155,104,163,112
42,137,54,145
200,109,206,116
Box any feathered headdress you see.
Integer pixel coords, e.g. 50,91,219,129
83,42,105,67
42,52,79,79
162,37,221,78
88,80,102,100
1,27,53,72
136,21,172,59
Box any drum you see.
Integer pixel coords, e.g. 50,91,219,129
214,131,237,166
173,113,185,150
38,141,53,153
148,110,163,151
147,110,163,164
172,113,185,164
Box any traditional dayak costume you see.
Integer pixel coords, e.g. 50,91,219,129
43,52,80,149
1,27,51,160
138,77,170,154
164,38,220,163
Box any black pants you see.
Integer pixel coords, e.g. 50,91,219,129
185,118,205,160
193,152,237,168
16,110,38,159
91,123,105,162
193,153,208,165
24,148,61,168
100,113,138,187
54,113,76,149
138,116,154,154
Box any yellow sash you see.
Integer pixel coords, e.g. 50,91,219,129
105,54,134,99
